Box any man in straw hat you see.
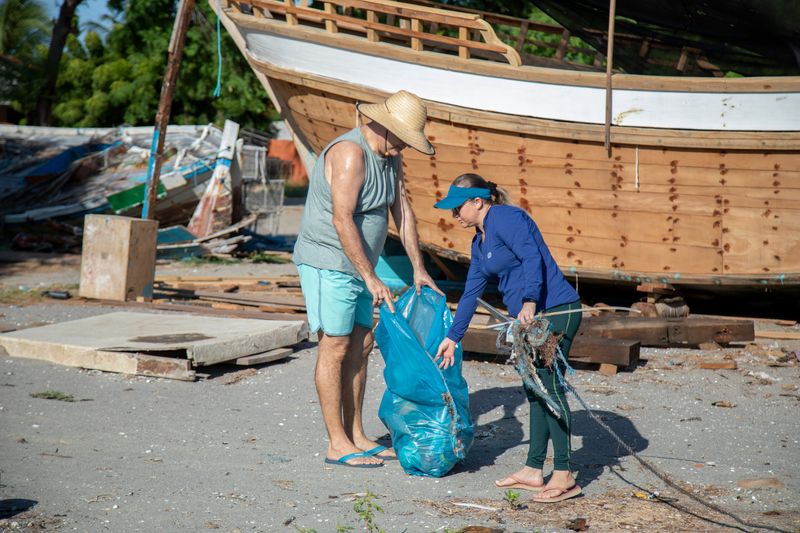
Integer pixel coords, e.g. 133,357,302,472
293,90,441,468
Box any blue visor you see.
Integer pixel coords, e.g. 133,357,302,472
433,185,491,209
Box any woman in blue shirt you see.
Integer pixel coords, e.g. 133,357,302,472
434,173,583,504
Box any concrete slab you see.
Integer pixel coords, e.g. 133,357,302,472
0,311,308,367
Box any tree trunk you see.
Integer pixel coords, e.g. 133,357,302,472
35,0,82,126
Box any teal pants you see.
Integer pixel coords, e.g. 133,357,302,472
525,299,582,471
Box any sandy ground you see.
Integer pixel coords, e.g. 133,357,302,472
1,204,799,532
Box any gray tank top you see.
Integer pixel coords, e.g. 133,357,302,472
292,127,398,277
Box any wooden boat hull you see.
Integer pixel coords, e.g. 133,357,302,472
214,1,800,289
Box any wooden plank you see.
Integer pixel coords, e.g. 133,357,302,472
82,298,306,322
410,18,422,51
461,327,639,367
194,291,307,309
754,330,800,340
255,0,487,28
366,10,379,41
135,354,196,381
236,347,293,365
324,2,338,33
570,336,640,367
579,316,755,346
457,26,469,59
284,0,297,24
698,359,737,370
598,363,617,376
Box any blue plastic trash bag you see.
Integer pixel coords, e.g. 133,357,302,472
374,287,474,477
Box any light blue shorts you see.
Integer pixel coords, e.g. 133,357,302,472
297,264,374,336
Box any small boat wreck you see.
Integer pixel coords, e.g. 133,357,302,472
214,0,800,291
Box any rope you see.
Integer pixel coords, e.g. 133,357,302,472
213,0,223,98
504,321,789,533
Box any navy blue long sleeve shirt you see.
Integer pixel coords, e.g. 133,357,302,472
447,205,579,343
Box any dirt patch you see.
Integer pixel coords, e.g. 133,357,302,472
420,488,795,532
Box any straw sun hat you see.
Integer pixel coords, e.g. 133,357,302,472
356,90,435,156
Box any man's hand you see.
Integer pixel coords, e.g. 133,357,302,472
414,270,444,295
365,275,395,313
434,338,457,369
518,301,536,325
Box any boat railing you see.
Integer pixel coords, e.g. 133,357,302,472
404,0,725,75
227,0,522,67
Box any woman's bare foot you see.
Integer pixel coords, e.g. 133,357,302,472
534,470,577,501
495,466,545,490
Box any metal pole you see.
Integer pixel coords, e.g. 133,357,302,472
142,0,196,219
604,0,617,157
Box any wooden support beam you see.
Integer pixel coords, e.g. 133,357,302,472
428,252,458,281
580,316,754,346
410,18,423,50
554,28,570,59
142,0,195,219
515,20,529,52
366,10,379,41
324,2,338,33
458,26,470,59
461,327,639,368
755,330,800,340
236,347,293,365
603,0,617,156
284,0,297,24
676,46,689,72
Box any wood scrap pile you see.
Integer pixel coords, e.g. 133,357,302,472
156,213,261,259
462,309,757,375
151,274,305,316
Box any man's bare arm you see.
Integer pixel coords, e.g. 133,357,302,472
328,142,395,311
390,163,442,294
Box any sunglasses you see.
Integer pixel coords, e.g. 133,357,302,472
452,202,467,218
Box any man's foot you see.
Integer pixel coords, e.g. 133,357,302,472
354,438,397,459
326,445,383,466
495,466,545,491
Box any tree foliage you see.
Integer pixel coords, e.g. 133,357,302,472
0,0,50,104
9,0,272,129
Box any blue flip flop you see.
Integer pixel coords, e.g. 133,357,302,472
323,451,383,468
360,445,397,460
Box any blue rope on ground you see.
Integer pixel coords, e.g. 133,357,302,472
213,0,223,98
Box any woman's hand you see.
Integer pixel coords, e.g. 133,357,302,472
518,301,536,325
435,338,457,369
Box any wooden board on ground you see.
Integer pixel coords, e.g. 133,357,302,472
754,330,800,340
580,315,755,346
85,298,307,323
236,347,294,366
0,312,308,377
461,326,640,368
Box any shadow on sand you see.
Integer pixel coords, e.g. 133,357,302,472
455,384,649,488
